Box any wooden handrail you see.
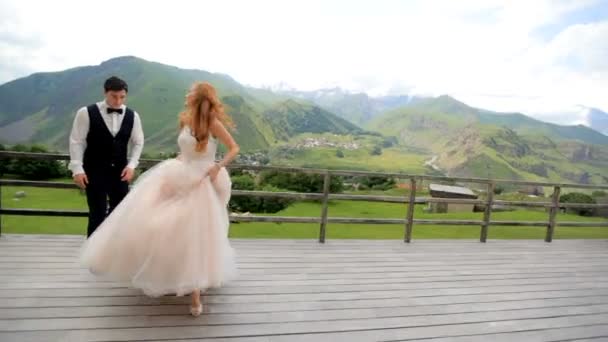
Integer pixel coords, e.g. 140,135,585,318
1,151,607,242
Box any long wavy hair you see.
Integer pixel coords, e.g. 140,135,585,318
179,82,234,152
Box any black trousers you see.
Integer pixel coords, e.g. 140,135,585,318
84,166,129,237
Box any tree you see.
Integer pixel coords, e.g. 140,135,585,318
229,174,293,214
560,192,596,216
336,149,344,158
257,185,293,213
260,171,343,193
382,136,398,148
8,145,67,180
0,144,7,176
358,175,396,191
370,146,382,156
493,185,505,195
229,174,259,213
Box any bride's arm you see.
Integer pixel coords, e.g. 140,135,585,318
210,119,240,169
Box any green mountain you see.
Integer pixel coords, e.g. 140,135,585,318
435,96,608,145
0,56,362,153
280,87,413,125
260,99,364,142
1,57,606,184
368,96,608,184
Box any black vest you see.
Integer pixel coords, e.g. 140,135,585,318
83,104,134,172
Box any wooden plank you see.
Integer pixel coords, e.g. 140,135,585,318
559,203,608,209
0,308,605,342
0,234,83,239
4,235,608,246
1,279,607,301
2,301,608,332
10,252,605,264
329,194,408,203
2,288,607,310
4,246,607,257
252,316,608,342
557,222,608,227
1,265,606,282
3,267,606,285
385,325,608,342
0,180,77,189
2,251,607,262
1,270,605,287
10,264,600,277
5,253,607,265
3,274,607,294
2,249,606,259
3,273,607,291
5,249,608,261
5,237,608,246
486,220,548,226
0,151,70,160
1,256,606,268
0,209,88,217
4,255,605,270
493,199,551,208
1,294,606,321
2,248,606,261
4,244,607,256
231,190,323,200
0,235,606,341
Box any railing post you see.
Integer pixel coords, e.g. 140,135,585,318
480,182,495,242
404,178,417,243
545,186,561,243
318,171,331,243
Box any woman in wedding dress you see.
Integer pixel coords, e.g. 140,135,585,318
80,82,239,316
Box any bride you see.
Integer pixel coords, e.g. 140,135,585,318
80,82,239,316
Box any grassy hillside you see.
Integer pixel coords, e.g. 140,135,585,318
368,97,608,184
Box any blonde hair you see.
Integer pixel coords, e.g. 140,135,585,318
179,82,234,152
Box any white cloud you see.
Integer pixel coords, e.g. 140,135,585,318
0,0,607,122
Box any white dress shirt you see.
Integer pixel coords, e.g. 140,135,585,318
68,101,144,176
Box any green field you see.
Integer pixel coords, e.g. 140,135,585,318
1,186,606,239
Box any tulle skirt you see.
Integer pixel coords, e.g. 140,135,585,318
80,158,236,297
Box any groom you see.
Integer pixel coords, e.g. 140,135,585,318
68,76,145,237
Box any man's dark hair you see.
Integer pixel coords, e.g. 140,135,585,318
104,76,128,93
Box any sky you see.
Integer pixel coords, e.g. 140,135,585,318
1,0,607,124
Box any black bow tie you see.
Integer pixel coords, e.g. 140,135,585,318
107,107,123,114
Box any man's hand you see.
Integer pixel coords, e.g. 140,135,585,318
121,167,135,182
73,173,88,189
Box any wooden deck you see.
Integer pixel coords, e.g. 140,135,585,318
0,234,607,341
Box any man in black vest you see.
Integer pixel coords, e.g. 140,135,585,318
69,76,145,237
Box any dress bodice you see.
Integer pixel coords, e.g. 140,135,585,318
177,126,217,164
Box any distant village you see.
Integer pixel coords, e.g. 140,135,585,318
292,137,360,150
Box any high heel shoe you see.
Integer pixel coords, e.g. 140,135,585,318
190,303,203,317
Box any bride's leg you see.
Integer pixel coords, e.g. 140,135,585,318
190,289,202,316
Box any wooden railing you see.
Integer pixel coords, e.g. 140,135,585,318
1,151,607,243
